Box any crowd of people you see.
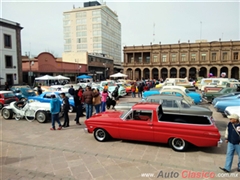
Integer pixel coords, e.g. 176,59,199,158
49,83,119,130
130,79,157,98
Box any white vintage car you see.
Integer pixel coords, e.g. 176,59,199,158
224,106,240,120
1,100,53,123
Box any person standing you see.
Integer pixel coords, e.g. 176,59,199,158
83,86,94,119
4,82,10,90
37,83,42,95
112,87,119,101
131,83,136,98
60,92,70,127
138,83,144,98
68,85,75,96
50,93,62,130
77,86,85,117
73,89,81,125
219,114,240,172
93,89,101,114
101,89,108,112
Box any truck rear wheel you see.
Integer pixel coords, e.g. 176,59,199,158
169,138,188,152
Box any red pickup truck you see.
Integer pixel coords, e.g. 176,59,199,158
84,102,222,152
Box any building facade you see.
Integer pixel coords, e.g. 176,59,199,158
0,18,23,86
123,40,240,80
63,1,122,64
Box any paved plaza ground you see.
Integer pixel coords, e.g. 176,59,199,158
0,95,239,180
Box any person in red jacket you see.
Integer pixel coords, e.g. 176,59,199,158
77,86,85,117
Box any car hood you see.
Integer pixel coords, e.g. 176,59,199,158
188,92,201,97
225,106,240,113
89,111,124,119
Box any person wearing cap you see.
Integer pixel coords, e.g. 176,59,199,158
220,114,240,173
50,93,62,130
60,92,70,128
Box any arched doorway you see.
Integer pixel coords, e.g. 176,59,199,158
189,67,196,80
220,66,228,78
199,67,207,78
126,68,133,79
179,67,187,78
231,66,239,79
135,68,141,81
143,68,150,79
209,67,218,77
170,68,177,78
160,68,168,80
152,68,159,80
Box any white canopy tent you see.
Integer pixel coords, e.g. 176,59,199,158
35,75,55,80
55,75,70,80
110,72,128,78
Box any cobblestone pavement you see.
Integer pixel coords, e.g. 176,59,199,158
0,95,239,180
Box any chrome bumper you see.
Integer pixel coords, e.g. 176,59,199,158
84,128,88,133
218,139,223,147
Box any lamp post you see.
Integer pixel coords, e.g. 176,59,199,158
27,52,34,86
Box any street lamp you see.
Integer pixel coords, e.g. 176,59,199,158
27,52,34,86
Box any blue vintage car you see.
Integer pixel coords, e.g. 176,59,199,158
10,86,36,101
212,92,240,105
214,99,240,113
143,87,202,104
27,91,76,112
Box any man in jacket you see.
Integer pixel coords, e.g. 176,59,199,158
68,85,75,96
50,93,62,130
60,92,70,127
74,89,81,125
37,83,42,95
219,114,240,172
83,86,94,119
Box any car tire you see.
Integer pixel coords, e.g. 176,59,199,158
169,138,188,152
0,103,3,110
2,108,13,119
36,111,47,123
94,128,109,142
69,105,74,113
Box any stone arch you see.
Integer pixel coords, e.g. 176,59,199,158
231,66,239,79
126,68,133,79
160,68,168,80
143,68,150,79
170,67,177,78
179,67,187,78
135,68,142,81
199,67,207,78
209,67,218,77
152,68,159,80
189,67,196,80
220,66,228,78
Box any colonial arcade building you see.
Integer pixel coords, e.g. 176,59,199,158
123,40,240,80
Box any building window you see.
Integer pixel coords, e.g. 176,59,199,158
76,31,87,37
76,12,86,18
77,44,87,49
76,19,86,24
64,14,70,19
181,54,186,62
93,37,101,42
76,25,86,31
146,57,150,64
5,55,13,68
92,17,101,22
63,20,70,26
212,53,216,61
4,34,12,48
93,30,101,36
138,57,142,63
191,54,196,61
76,38,87,43
64,39,71,44
131,57,134,63
171,54,176,62
64,26,70,32
153,55,158,62
93,24,101,29
201,53,206,61
222,52,228,61
93,43,102,48
234,52,239,60
162,55,167,62
92,10,101,16
64,45,71,52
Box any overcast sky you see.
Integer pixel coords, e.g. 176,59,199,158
1,0,240,58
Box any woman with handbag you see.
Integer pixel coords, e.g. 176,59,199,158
219,114,240,172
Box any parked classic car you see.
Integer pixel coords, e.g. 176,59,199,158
212,92,240,105
214,99,240,113
224,106,240,119
27,91,76,112
84,103,222,152
0,91,19,110
115,95,212,116
1,100,53,123
202,87,238,103
143,86,201,104
100,81,127,97
10,86,36,101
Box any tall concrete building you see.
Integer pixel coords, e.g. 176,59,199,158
63,1,121,64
